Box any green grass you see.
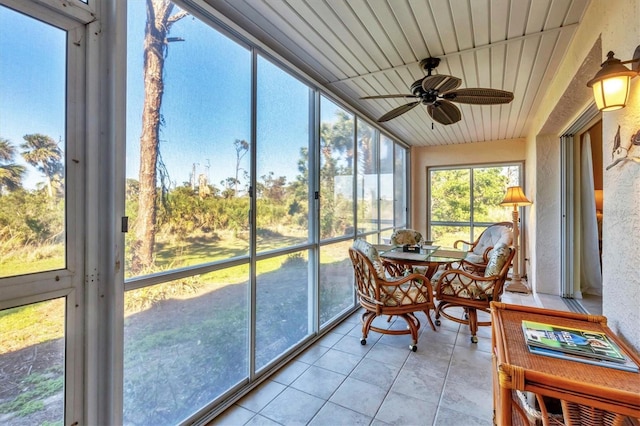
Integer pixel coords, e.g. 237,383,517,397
0,245,64,278
0,369,64,417
1,231,349,353
0,299,65,354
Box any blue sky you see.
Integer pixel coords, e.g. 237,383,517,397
1,2,349,193
126,1,345,190
0,5,66,190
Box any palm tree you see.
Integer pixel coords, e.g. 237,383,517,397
20,133,63,198
135,0,188,271
0,137,26,194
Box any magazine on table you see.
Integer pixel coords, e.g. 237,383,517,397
527,345,639,373
521,320,628,363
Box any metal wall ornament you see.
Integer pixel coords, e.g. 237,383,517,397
606,125,640,170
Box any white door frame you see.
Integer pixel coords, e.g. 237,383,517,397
559,103,600,298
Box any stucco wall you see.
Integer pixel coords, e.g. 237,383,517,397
528,0,640,351
410,138,526,237
598,3,640,352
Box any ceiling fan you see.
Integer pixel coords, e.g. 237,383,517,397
362,57,514,125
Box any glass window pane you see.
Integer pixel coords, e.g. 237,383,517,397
381,229,393,245
124,266,249,425
320,97,354,240
320,241,355,327
431,225,470,248
0,298,65,424
430,169,471,222
379,135,394,229
256,251,311,371
0,6,66,278
394,144,407,228
429,164,521,245
356,120,377,233
472,167,512,222
125,1,251,278
256,57,310,251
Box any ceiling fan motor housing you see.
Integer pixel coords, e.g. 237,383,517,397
420,57,441,74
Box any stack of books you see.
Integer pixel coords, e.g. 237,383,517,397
522,320,639,372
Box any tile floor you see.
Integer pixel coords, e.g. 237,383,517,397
212,292,594,426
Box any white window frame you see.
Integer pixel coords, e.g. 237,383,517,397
427,162,525,255
0,0,95,424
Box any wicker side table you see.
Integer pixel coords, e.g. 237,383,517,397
491,302,640,426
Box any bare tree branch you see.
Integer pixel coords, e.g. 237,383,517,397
168,10,189,26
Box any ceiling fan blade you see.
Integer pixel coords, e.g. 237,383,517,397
444,88,514,105
427,100,461,125
377,101,420,122
361,94,417,100
422,74,462,92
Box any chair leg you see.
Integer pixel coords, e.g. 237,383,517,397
434,301,446,326
468,308,478,343
423,309,437,331
400,313,419,352
360,311,376,345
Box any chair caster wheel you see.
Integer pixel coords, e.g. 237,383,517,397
435,319,441,326
471,336,478,343
410,344,417,352
360,338,366,345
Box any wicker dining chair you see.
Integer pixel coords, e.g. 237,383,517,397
453,222,513,274
433,244,515,343
349,239,436,352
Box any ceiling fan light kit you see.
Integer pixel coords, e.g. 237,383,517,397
361,57,514,125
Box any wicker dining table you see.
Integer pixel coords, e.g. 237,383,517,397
377,245,467,279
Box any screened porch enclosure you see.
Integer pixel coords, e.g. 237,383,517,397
0,1,410,425
121,2,409,422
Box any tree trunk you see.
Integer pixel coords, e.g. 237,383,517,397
134,0,172,271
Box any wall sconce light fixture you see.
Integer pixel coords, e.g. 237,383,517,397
587,46,640,111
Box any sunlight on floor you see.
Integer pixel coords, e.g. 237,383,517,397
212,290,583,426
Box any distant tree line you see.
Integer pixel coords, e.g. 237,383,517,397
0,134,65,250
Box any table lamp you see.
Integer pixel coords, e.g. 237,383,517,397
500,186,532,293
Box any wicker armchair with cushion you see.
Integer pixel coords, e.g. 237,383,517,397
389,229,433,275
454,222,513,274
349,239,436,352
433,244,515,343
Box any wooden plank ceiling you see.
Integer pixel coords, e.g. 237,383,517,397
205,0,591,147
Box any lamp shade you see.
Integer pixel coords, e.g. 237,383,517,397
587,51,637,111
500,186,532,207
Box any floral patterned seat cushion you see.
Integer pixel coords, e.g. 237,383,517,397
436,245,511,300
353,239,429,306
382,280,429,306
390,229,423,246
438,276,489,300
352,238,386,279
484,244,510,277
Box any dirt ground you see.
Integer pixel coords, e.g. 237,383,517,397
0,258,353,425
